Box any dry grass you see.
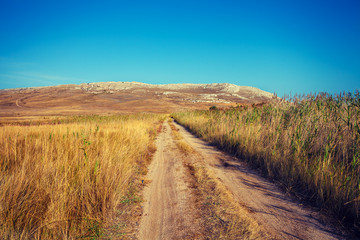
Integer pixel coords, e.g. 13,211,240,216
0,114,164,239
168,119,194,155
168,118,267,239
172,91,360,229
186,163,267,239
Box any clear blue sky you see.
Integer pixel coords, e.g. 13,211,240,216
1,0,359,96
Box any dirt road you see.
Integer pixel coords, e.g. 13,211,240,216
137,121,201,239
137,120,343,239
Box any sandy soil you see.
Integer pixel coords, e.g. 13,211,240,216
137,120,344,239
137,122,202,240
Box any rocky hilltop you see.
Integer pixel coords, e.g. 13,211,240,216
78,82,273,103
0,82,274,116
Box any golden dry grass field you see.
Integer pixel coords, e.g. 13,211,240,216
0,114,165,239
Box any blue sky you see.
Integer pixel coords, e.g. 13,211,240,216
1,0,359,96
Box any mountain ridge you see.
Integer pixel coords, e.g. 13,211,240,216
76,81,273,97
0,81,274,117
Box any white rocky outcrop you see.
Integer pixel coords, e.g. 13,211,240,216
78,81,274,99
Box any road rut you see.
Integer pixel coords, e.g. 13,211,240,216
137,121,201,240
137,120,344,239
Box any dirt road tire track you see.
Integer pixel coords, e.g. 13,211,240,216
137,121,202,240
137,120,344,239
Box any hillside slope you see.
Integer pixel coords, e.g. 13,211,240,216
0,82,274,116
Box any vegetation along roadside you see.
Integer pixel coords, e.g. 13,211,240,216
172,91,360,233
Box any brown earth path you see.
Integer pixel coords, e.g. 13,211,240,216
137,120,344,239
137,121,202,240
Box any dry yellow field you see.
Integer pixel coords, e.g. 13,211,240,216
0,114,164,239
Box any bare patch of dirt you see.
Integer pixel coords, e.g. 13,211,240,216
137,121,202,239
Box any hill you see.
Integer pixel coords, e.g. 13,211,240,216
0,82,274,117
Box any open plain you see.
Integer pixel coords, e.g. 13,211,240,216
0,82,355,239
